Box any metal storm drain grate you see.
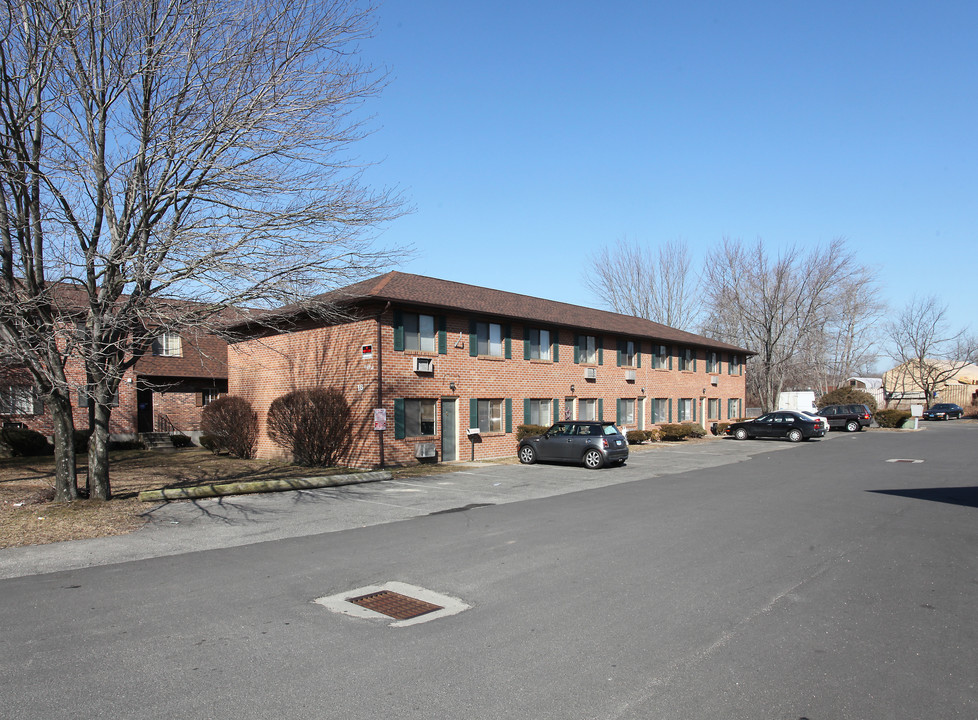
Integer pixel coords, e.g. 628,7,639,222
348,590,443,620
314,582,471,627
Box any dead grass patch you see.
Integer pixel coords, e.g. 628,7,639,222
0,449,461,550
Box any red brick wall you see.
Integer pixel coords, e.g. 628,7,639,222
228,308,747,468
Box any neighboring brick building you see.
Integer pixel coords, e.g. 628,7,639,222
1,323,227,441
228,272,752,467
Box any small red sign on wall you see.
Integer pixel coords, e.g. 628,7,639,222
361,344,373,360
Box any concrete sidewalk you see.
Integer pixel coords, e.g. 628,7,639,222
0,436,801,579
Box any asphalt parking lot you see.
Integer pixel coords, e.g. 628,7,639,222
0,433,812,579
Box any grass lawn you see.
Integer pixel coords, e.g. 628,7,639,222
0,448,460,550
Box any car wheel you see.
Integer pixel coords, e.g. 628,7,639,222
845,420,860,432
787,428,803,443
583,448,604,469
518,445,536,464
734,428,748,441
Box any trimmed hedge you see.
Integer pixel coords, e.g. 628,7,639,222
875,409,912,428
516,424,549,441
657,423,707,441
171,434,195,448
0,427,53,457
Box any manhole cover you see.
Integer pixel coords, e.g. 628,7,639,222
348,590,443,620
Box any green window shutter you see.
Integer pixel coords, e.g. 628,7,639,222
693,399,697,422
438,316,447,355
693,351,697,372
394,399,405,440
505,399,512,433
524,398,531,425
504,325,512,359
524,327,531,361
598,337,604,365
668,399,672,423
574,335,581,364
393,310,404,352
637,342,642,368
617,340,623,367
616,399,622,425
469,319,478,357
470,398,479,429
597,398,604,421
551,330,559,362
668,347,673,371
552,398,559,423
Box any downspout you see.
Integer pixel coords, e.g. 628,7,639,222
377,302,390,468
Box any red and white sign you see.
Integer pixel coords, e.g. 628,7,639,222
373,408,387,431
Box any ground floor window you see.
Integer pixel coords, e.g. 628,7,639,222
618,398,636,427
477,399,504,433
200,389,222,406
728,398,742,420
564,397,575,420
677,398,693,422
579,398,597,421
652,398,670,424
526,399,553,425
406,399,437,436
708,398,720,420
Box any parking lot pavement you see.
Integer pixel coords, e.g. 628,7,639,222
0,435,807,579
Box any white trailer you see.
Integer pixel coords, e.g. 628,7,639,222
777,391,818,414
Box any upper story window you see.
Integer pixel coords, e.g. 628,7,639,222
652,344,670,370
528,328,551,361
729,354,742,376
677,347,694,371
578,335,598,365
153,332,182,357
706,351,719,374
476,322,503,357
404,313,437,353
619,340,638,368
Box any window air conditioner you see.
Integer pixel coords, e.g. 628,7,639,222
625,369,637,381
585,367,597,380
413,357,434,373
414,442,437,458
710,375,719,386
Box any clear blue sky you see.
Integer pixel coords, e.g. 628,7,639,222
356,0,976,348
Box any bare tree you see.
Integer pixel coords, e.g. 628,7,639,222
1,0,405,500
884,296,977,408
701,237,876,412
584,237,700,330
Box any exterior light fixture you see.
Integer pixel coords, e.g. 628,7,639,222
570,384,575,393
449,382,456,392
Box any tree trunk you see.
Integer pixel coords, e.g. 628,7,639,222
88,401,112,500
48,393,79,502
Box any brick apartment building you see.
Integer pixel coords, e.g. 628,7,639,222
1,325,227,441
228,272,752,466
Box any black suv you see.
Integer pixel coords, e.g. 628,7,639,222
819,404,873,432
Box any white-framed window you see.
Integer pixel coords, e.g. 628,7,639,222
728,398,742,419
153,332,182,357
621,340,637,367
677,347,693,371
404,313,437,353
0,386,38,415
476,322,503,357
579,398,597,421
619,398,636,427
677,398,693,422
580,335,597,364
528,328,550,361
652,398,670,423
405,398,437,436
477,399,504,432
708,398,720,420
201,389,221,406
729,354,742,376
652,344,669,369
526,399,553,425
706,351,719,374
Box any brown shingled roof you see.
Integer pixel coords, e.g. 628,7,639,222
244,271,752,354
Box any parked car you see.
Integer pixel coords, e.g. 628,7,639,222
724,410,826,443
922,403,964,420
518,421,629,469
818,404,873,432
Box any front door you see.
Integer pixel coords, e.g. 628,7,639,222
136,387,153,433
441,399,457,462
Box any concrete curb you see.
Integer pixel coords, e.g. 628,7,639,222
137,470,392,502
